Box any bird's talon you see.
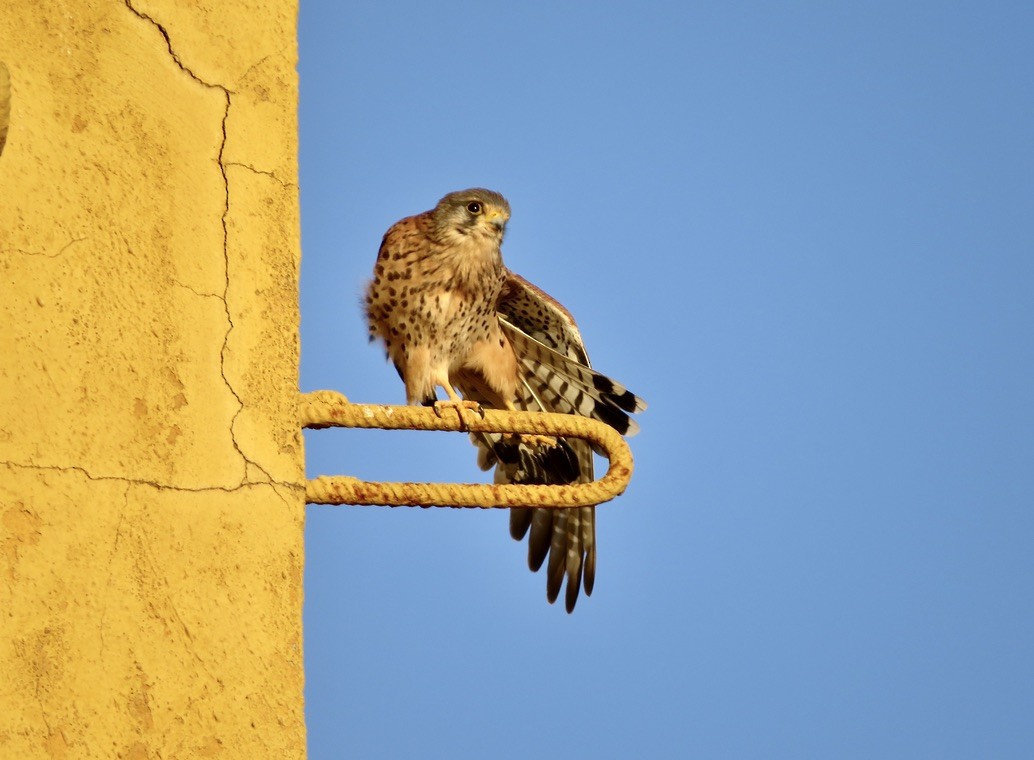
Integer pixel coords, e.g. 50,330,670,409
518,433,558,450
433,399,483,425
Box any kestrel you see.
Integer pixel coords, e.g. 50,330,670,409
365,188,645,612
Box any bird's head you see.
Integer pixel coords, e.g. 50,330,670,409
432,188,511,243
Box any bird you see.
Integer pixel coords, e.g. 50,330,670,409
365,188,645,612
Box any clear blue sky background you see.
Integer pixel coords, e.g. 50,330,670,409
299,3,1033,758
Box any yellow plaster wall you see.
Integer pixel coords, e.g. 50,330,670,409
0,2,305,756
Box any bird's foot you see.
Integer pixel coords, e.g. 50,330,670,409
512,433,558,450
433,399,485,426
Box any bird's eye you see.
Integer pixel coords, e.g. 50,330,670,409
466,201,482,214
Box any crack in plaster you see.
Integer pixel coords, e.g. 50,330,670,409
99,484,131,659
4,238,88,259
124,2,218,91
123,2,278,488
33,673,52,737
236,43,292,84
172,281,222,300
224,161,295,189
0,459,300,495
135,521,215,674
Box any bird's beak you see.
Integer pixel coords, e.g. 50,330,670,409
487,209,508,231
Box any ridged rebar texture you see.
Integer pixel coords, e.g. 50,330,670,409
300,390,634,509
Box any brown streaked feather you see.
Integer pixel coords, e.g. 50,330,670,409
463,270,642,612
367,191,643,613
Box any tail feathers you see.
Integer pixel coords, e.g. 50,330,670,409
470,431,579,484
527,508,553,573
510,506,532,540
543,506,592,613
485,431,597,612
459,324,626,612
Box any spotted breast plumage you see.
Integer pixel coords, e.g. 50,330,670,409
365,188,645,612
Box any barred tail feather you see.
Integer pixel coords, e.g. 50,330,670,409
459,297,643,612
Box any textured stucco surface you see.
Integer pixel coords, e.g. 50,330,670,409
0,1,304,756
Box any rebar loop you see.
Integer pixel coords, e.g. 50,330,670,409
300,390,634,509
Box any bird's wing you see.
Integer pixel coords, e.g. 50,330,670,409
466,271,645,612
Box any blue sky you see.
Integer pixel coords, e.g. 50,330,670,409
299,2,1034,757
